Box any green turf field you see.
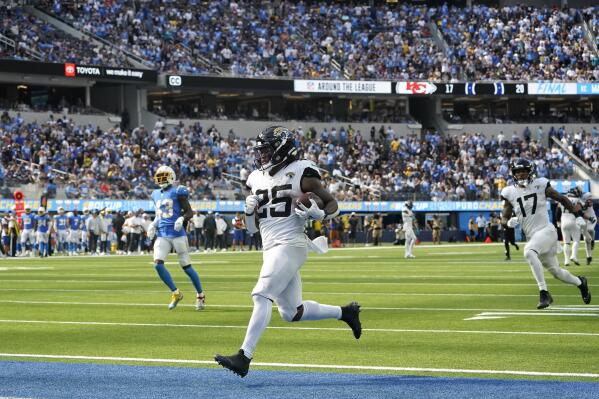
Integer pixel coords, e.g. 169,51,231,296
0,243,597,381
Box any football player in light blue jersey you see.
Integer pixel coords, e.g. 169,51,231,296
20,206,36,257
149,165,206,310
54,207,69,255
36,207,50,257
68,210,81,256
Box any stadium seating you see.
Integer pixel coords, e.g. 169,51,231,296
0,5,128,67
0,111,577,202
0,2,594,80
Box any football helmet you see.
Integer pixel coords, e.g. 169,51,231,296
253,126,297,172
24,206,31,213
37,207,45,215
58,206,65,214
510,158,534,187
568,187,582,198
405,201,413,210
154,165,176,188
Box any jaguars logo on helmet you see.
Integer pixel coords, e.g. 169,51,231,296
568,187,582,198
254,126,297,174
510,158,534,187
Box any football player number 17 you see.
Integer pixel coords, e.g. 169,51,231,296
156,199,174,218
256,184,292,218
516,193,537,217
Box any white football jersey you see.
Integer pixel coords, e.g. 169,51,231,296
501,178,551,239
583,198,596,220
402,209,414,232
559,194,582,223
246,160,318,250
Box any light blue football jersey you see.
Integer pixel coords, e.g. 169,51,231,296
151,185,189,238
22,212,35,230
36,214,50,233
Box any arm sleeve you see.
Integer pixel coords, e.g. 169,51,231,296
244,214,259,234
301,167,321,180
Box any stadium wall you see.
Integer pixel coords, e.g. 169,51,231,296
142,111,423,138
5,110,120,131
444,123,599,139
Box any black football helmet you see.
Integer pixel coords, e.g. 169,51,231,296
510,158,534,187
253,126,297,172
568,186,582,198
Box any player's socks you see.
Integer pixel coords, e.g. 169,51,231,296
572,241,580,261
524,249,547,291
585,240,592,259
155,261,177,291
563,243,571,265
182,265,203,293
240,295,272,359
299,300,341,321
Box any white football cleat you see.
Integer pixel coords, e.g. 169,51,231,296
196,293,206,311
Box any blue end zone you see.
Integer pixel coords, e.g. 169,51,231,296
0,361,597,399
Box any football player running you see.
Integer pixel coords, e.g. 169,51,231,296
501,159,591,309
403,201,417,258
215,126,362,378
149,166,206,311
581,192,596,265
557,187,584,266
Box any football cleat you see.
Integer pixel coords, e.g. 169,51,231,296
587,257,592,266
537,290,553,309
571,259,580,266
514,243,520,251
214,349,251,378
504,255,511,261
196,293,206,311
168,290,184,310
340,301,362,339
577,276,591,305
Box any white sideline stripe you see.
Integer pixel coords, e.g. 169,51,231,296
0,300,252,309
2,300,597,314
480,312,598,317
0,267,54,271
0,243,508,261
0,353,598,378
0,288,581,297
0,319,597,337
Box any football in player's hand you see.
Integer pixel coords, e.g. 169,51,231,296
297,192,325,209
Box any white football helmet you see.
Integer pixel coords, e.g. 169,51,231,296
38,207,46,215
154,165,176,188
58,206,65,214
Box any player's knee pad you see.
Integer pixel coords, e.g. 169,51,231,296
278,304,303,322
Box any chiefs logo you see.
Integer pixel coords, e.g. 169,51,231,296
396,82,437,95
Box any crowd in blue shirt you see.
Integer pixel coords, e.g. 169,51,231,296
2,1,594,81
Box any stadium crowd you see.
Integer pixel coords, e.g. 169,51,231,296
0,111,584,204
437,4,599,81
1,2,596,81
0,5,128,67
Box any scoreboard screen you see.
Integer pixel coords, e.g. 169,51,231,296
435,82,528,95
394,82,528,95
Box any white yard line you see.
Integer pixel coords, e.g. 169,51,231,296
0,287,583,297
1,279,594,287
0,352,597,378
2,299,597,314
0,319,597,337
